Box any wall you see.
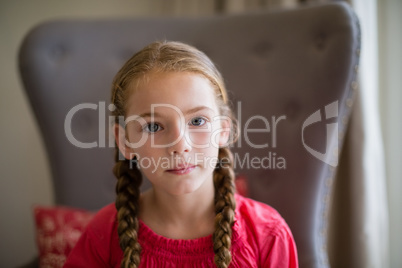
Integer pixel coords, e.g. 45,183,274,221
0,1,214,267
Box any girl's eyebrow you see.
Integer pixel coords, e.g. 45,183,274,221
184,105,214,115
138,106,214,118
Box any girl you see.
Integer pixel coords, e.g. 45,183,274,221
64,41,298,268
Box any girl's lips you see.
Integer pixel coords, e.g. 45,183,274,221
166,165,196,175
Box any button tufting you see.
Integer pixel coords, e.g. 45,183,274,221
252,41,272,59
316,32,327,50
346,98,353,107
351,81,358,90
354,65,359,73
342,116,348,125
320,228,326,236
322,256,328,265
330,159,338,167
50,44,67,61
284,100,301,120
326,194,331,203
325,178,333,187
338,130,344,141
323,210,328,219
333,148,339,157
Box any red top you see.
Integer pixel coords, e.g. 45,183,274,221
64,194,298,267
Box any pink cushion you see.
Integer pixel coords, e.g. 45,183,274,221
34,206,94,267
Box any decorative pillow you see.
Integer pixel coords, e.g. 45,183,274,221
34,206,94,268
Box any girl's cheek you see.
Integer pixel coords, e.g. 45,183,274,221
188,131,213,148
126,122,147,145
146,134,173,148
127,132,150,149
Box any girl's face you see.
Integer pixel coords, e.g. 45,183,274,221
117,71,229,196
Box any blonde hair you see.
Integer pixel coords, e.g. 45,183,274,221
111,41,237,268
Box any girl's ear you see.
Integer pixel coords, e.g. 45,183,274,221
218,117,231,147
114,123,135,160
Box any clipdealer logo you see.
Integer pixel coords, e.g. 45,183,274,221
63,100,340,168
301,101,339,167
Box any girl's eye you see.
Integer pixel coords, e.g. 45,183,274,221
144,123,162,133
190,117,206,127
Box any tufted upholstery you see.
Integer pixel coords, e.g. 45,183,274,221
19,2,360,268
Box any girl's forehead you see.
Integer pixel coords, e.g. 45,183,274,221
126,71,219,115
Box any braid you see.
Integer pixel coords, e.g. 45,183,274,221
114,151,143,268
213,147,236,268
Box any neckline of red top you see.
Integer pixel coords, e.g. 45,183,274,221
138,215,241,256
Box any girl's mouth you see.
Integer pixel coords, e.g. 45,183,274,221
166,164,196,175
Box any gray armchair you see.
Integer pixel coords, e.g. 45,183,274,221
19,2,360,267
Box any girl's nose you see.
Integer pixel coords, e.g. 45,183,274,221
167,127,192,155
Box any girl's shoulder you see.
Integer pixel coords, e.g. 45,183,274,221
235,193,283,221
87,203,118,232
82,203,120,250
234,194,298,267
64,203,122,267
234,193,293,239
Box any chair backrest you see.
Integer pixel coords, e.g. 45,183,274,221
18,2,360,267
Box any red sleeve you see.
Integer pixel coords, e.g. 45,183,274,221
235,194,298,268
63,203,120,268
63,228,109,268
260,224,298,268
